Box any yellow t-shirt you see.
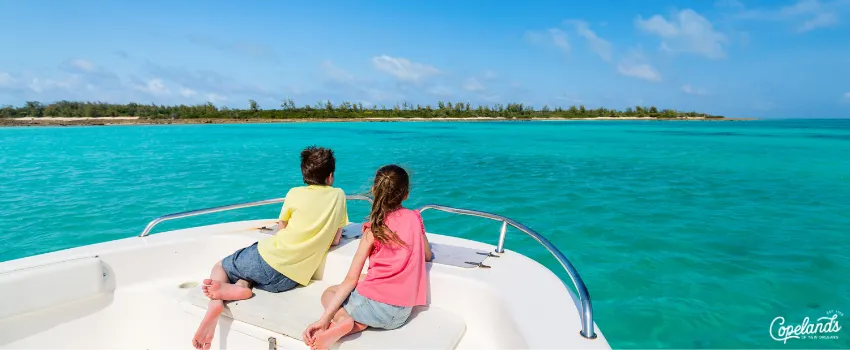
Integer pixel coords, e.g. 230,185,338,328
257,185,348,286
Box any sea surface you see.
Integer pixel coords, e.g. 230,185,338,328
1,120,849,349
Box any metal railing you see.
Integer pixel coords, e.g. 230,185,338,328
138,195,373,237
137,197,595,339
417,204,597,339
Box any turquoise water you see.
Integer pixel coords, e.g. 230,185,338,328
1,120,849,348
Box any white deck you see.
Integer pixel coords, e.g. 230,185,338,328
0,219,610,349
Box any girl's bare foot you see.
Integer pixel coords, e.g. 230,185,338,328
311,317,355,350
202,279,252,301
192,301,224,349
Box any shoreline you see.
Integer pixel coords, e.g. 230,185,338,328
1,116,756,127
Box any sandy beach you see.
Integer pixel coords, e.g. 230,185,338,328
1,116,754,127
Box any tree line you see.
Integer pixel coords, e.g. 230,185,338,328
0,99,724,119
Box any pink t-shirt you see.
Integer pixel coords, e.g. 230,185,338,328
356,208,428,307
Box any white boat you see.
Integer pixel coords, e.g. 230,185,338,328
0,195,609,349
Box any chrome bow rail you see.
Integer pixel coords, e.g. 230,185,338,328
138,195,373,237
137,196,595,339
417,204,596,339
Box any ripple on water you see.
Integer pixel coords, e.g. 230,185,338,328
1,120,849,349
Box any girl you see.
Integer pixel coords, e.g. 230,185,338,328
302,164,433,350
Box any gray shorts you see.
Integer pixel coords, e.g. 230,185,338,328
343,289,413,330
220,242,298,293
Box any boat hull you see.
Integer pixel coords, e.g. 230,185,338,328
0,219,610,349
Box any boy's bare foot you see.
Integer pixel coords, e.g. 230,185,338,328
192,301,224,349
202,279,252,301
311,317,355,350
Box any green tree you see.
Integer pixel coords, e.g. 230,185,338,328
25,101,45,117
0,99,722,122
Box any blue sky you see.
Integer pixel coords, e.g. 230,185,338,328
1,0,848,118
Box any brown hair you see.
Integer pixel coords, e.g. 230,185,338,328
368,165,410,247
300,146,335,186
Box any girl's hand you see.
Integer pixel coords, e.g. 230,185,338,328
302,319,331,346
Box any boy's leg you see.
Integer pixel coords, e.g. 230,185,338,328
203,261,253,301
193,247,258,349
192,299,224,350
193,260,234,350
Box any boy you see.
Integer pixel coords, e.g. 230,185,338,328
192,146,349,350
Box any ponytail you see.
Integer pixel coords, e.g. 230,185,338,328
368,165,410,247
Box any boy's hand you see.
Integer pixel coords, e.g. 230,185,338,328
302,319,330,346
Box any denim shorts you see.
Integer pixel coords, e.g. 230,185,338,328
220,242,299,293
343,289,413,330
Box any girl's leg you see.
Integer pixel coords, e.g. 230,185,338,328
311,285,368,349
311,307,367,350
320,285,340,307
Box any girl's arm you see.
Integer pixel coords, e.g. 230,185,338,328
423,232,433,262
319,230,374,322
418,212,433,262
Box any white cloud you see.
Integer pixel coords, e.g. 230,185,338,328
731,0,845,33
715,0,746,10
321,60,355,83
636,9,727,59
615,47,662,82
134,78,170,96
207,93,227,103
426,86,453,97
481,94,501,102
525,29,570,54
566,20,613,62
798,12,839,31
29,77,79,93
483,70,497,80
549,29,570,53
180,87,197,98
524,31,545,45
617,62,662,82
781,0,827,16
682,84,709,95
187,34,281,63
371,55,440,83
69,59,96,73
463,77,485,91
844,92,850,99
556,93,584,104
0,72,16,88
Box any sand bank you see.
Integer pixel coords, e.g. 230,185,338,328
1,116,754,127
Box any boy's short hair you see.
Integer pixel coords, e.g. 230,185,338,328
301,146,335,185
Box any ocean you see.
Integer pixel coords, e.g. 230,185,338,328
1,119,848,348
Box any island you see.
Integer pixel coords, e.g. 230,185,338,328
0,99,740,127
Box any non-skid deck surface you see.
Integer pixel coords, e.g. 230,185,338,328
183,284,466,349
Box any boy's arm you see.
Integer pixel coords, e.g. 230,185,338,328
276,220,288,232
331,227,342,246
330,190,348,246
277,189,294,233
